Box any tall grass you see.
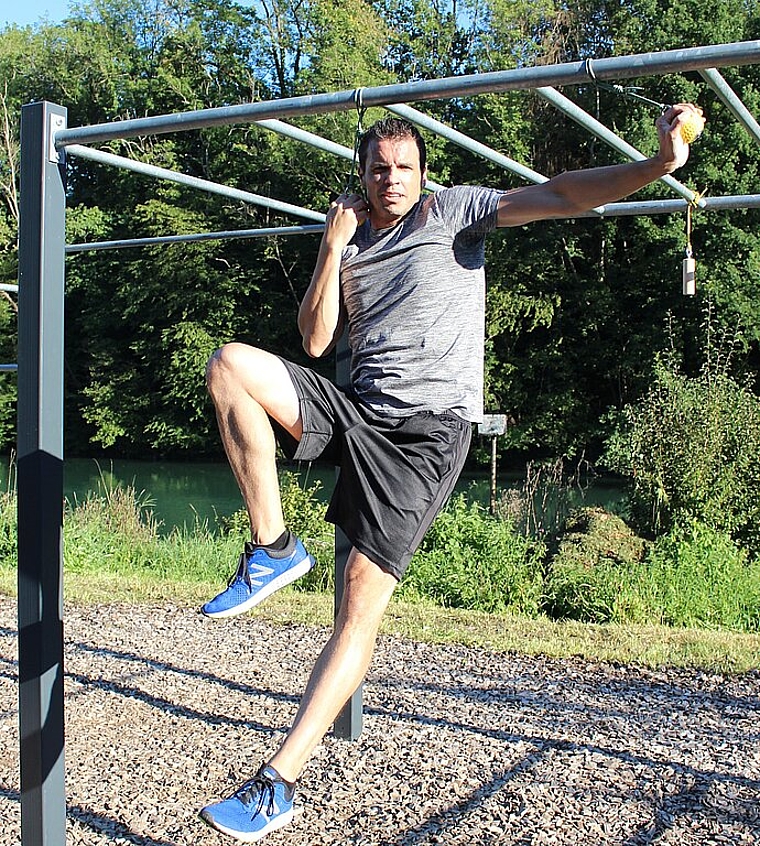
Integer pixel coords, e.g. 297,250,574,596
0,470,758,635
399,494,545,615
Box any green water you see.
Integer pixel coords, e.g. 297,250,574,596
0,457,624,534
63,458,248,532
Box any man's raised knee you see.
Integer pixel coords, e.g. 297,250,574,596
206,343,255,393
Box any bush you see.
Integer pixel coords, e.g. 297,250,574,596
219,471,336,592
545,515,760,631
604,354,760,556
545,507,650,623
641,521,760,631
5,465,757,632
398,494,546,615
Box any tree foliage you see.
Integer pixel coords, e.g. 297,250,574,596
0,0,757,460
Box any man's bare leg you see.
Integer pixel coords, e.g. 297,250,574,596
206,342,302,545
268,549,398,782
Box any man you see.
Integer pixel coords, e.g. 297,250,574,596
199,105,703,842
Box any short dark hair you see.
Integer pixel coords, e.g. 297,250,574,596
357,117,427,174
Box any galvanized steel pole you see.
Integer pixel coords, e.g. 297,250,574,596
66,144,327,223
535,87,701,205
54,42,760,148
699,67,760,146
17,101,67,846
254,119,446,192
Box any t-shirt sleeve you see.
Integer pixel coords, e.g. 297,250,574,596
433,185,503,238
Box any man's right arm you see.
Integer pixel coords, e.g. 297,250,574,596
298,193,367,358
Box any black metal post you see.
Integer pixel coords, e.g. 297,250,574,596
332,335,363,740
17,101,67,846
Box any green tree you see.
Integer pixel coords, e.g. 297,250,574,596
0,0,757,461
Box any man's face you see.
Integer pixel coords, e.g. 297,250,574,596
360,136,426,229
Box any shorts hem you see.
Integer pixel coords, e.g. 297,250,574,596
327,520,404,581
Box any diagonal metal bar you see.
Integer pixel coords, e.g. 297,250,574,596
384,103,549,184
698,67,760,146
65,144,326,223
54,42,760,148
535,87,701,205
382,103,612,216
254,119,446,191
384,102,606,217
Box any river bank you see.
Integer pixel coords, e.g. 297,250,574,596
1,456,624,534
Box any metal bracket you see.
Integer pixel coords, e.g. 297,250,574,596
48,113,66,164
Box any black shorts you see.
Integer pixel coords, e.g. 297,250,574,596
271,358,472,580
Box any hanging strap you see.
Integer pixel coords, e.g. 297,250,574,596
345,88,367,193
684,189,704,258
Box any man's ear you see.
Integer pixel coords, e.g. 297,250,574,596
421,169,428,189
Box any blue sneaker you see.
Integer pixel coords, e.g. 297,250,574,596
200,765,295,842
201,534,314,619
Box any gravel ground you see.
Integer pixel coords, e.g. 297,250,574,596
0,596,758,845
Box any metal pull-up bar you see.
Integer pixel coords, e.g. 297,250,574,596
54,41,760,149
16,40,760,846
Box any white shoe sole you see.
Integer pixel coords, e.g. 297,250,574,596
200,807,294,842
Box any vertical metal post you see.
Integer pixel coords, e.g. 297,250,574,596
332,335,363,740
17,101,67,846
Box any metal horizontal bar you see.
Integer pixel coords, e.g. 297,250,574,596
698,67,760,146
55,42,760,147
66,144,326,223
66,224,325,252
255,118,445,191
581,193,760,217
0,364,18,372
0,284,19,293
535,87,700,205
66,193,760,256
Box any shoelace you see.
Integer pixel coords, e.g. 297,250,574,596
228,552,252,588
234,773,276,819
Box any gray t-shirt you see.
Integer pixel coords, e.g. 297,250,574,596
340,185,502,422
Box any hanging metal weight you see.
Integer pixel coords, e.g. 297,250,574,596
683,253,696,296
682,203,697,296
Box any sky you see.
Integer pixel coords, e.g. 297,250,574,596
2,0,74,29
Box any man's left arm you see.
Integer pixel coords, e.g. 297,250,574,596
496,103,704,228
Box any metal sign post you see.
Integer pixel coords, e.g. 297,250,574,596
478,414,508,515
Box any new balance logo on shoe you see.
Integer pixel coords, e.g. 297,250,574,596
247,561,274,585
200,764,296,842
